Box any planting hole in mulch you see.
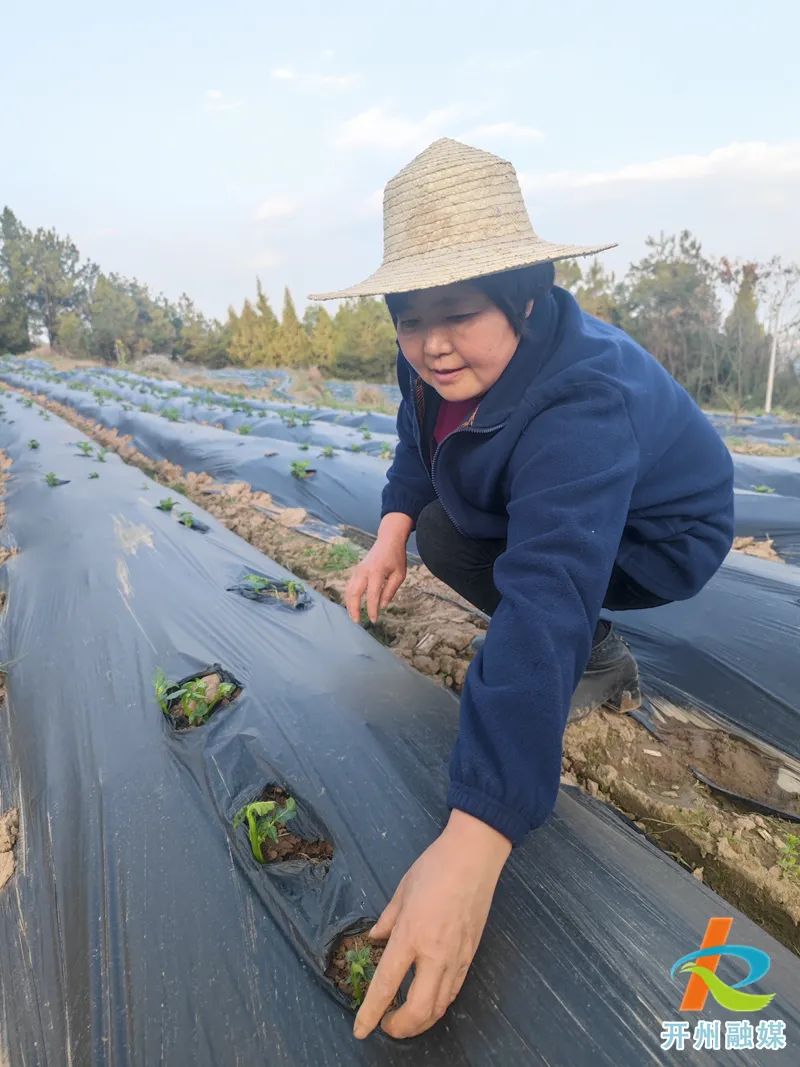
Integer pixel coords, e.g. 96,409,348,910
228,571,311,609
326,931,393,1010
154,664,241,729
234,784,333,864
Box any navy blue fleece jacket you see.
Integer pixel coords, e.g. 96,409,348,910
381,286,734,845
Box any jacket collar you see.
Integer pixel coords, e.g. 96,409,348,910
411,289,562,430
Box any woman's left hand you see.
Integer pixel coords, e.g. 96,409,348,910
353,809,512,1041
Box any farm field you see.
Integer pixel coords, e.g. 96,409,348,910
1,360,799,1065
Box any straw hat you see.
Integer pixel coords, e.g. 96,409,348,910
309,137,615,300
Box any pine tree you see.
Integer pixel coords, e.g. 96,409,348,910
308,304,336,368
277,286,313,367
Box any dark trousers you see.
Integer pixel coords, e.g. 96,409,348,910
415,500,670,623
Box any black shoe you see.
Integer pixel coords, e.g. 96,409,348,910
569,623,641,722
469,623,641,722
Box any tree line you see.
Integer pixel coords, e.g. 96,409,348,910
1,206,798,411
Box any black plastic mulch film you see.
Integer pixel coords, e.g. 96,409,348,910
0,384,799,1066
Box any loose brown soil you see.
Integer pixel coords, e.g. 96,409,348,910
0,808,19,891
251,785,334,863
8,382,800,953
732,535,783,562
326,933,388,1007
563,707,800,952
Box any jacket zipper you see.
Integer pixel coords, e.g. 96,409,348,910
412,372,505,535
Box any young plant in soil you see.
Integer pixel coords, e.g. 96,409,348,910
380,444,394,460
96,448,108,463
779,834,800,881
242,573,305,604
300,412,312,426
324,542,360,571
75,441,93,457
298,443,310,451
27,439,39,449
291,460,315,479
238,424,252,435
141,402,153,413
359,426,372,440
233,785,333,864
153,668,237,727
752,484,775,494
89,471,100,479
157,496,177,512
349,443,362,453
161,407,180,422
44,472,63,487
233,795,297,862
319,445,335,458
327,934,389,1010
179,511,196,527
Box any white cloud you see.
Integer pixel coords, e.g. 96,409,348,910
205,88,245,113
254,196,297,221
322,48,335,59
459,121,543,143
271,67,295,80
251,249,281,269
313,72,360,91
521,141,800,195
335,105,463,153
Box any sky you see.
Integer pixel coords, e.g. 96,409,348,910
2,0,799,321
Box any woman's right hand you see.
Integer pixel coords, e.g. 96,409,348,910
345,536,407,624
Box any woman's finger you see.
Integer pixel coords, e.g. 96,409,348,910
365,569,387,624
380,956,449,1039
345,569,368,623
369,887,403,942
353,933,415,1040
378,570,403,610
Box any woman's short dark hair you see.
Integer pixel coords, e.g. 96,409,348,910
384,261,555,337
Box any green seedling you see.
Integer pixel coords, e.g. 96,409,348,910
153,668,235,726
380,443,394,460
244,573,271,593
324,542,360,571
27,439,39,449
779,834,800,881
238,424,252,435
300,413,312,426
752,484,775,494
76,441,93,457
349,443,362,453
178,511,195,527
22,397,33,408
96,448,108,463
157,497,177,512
359,427,372,440
344,946,375,1008
141,402,153,413
319,445,335,458
89,471,100,479
161,407,180,422
298,443,309,451
291,460,313,479
44,472,60,487
233,796,297,862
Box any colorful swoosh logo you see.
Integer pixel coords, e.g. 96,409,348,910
671,918,776,1013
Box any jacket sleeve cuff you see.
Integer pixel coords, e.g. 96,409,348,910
447,781,541,847
380,487,428,524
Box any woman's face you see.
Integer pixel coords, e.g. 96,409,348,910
395,281,532,401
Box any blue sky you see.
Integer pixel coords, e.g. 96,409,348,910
3,0,799,320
